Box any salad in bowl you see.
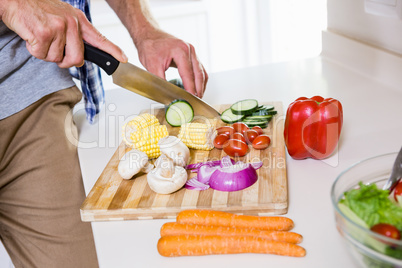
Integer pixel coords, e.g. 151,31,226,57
331,152,402,268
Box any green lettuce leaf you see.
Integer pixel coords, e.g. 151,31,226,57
340,182,402,230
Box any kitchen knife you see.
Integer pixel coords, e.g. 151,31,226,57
83,44,220,118
383,146,402,192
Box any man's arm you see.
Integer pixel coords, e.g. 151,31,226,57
0,0,127,68
105,0,208,97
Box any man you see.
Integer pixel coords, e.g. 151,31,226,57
0,0,208,266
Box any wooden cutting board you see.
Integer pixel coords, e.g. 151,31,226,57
80,102,288,221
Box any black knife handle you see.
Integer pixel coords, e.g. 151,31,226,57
83,43,119,75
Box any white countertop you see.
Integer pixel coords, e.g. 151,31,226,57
74,55,402,268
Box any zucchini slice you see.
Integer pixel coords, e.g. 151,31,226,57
165,99,194,127
221,108,245,124
230,99,259,115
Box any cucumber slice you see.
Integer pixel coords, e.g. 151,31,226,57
168,78,184,89
242,114,271,128
242,120,270,125
221,108,245,124
256,105,275,111
251,110,277,116
243,121,269,127
165,99,194,127
245,115,273,121
243,121,268,129
230,99,259,115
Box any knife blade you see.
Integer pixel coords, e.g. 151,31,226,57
83,44,220,119
383,146,402,191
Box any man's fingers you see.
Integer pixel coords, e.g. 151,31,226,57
25,31,52,61
23,13,69,62
148,65,166,81
189,45,207,98
43,17,68,63
46,35,67,63
57,16,84,68
174,45,197,96
134,32,208,98
79,12,127,63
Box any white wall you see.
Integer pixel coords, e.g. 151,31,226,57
327,0,402,55
268,0,327,63
206,0,327,71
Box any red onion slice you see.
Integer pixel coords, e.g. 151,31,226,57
185,178,210,190
185,160,221,170
251,161,263,170
185,158,235,173
220,156,234,167
197,165,219,184
209,162,258,192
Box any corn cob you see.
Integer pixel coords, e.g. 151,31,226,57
123,113,159,132
178,122,217,150
122,113,169,158
134,125,169,159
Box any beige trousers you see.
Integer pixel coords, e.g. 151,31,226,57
0,87,98,268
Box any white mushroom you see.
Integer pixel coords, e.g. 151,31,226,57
158,136,190,167
118,149,154,180
153,154,175,177
147,154,188,194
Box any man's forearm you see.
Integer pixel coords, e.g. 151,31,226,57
105,0,161,46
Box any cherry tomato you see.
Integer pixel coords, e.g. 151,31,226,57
244,129,259,144
252,135,271,150
394,179,402,202
370,223,401,240
223,139,248,157
216,126,235,138
251,126,264,136
232,132,246,143
232,122,249,135
214,134,230,149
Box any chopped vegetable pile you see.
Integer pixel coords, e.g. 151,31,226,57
221,99,277,128
215,122,271,157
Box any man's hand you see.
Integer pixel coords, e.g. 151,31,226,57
1,0,127,68
135,30,208,98
105,0,208,98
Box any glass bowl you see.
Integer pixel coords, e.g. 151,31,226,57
331,152,402,268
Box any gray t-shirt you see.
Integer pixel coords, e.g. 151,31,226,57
0,22,76,120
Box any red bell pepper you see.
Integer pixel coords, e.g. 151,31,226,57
284,96,343,160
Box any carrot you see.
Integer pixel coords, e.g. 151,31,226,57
160,222,303,244
176,209,294,231
157,234,306,257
